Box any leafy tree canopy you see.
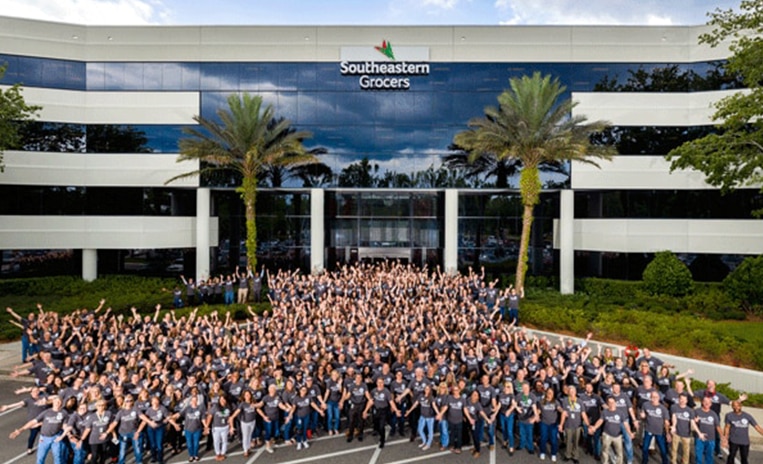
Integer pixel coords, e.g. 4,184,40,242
0,65,42,171
667,1,763,213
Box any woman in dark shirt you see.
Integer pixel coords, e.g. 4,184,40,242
140,395,172,464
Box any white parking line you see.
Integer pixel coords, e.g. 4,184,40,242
0,405,22,418
268,444,379,464
4,450,33,464
245,447,265,464
367,445,382,464
385,445,474,464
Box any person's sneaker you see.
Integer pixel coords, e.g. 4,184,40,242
422,445,430,451
418,443,425,448
540,453,547,460
266,446,274,454
473,451,480,458
296,442,303,450
552,456,557,462
303,442,310,449
358,435,364,442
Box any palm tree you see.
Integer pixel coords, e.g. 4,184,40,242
454,72,615,290
166,93,317,269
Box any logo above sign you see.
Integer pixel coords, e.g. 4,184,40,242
340,41,430,90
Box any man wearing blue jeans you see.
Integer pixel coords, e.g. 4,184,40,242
10,395,70,464
516,382,539,454
640,391,670,464
108,396,144,464
694,397,721,464
612,383,638,464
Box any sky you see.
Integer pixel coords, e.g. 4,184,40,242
0,0,742,26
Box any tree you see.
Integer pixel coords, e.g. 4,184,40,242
166,93,316,270
667,1,763,214
337,157,380,187
0,65,41,172
642,251,694,297
454,72,615,289
723,255,763,314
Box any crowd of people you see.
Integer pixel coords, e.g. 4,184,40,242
3,260,763,464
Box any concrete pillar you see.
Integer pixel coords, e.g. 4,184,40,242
444,189,459,275
196,188,211,279
82,249,97,282
310,188,325,274
560,189,575,294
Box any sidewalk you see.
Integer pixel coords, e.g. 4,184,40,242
0,340,22,376
0,340,761,450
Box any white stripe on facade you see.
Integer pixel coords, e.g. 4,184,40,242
3,152,199,188
0,216,218,250
0,86,199,125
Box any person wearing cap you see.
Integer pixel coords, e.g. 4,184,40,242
107,395,145,464
10,395,71,464
722,400,763,464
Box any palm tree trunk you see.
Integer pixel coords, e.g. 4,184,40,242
241,177,258,270
516,166,541,290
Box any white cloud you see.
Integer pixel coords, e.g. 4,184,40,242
494,0,681,25
419,0,461,9
2,0,167,25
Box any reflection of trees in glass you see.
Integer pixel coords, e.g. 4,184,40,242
593,62,742,93
19,122,85,152
338,157,379,187
443,146,520,188
291,161,334,187
592,64,734,156
337,157,479,188
86,125,152,153
411,164,475,188
592,126,717,156
13,123,163,154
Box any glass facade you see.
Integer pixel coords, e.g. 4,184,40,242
0,186,196,216
1,48,755,282
458,191,558,277
0,54,740,189
325,191,443,269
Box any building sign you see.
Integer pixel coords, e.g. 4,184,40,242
340,41,430,90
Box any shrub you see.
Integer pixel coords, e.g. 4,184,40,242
577,278,642,302
723,256,763,314
684,286,745,320
642,251,693,297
